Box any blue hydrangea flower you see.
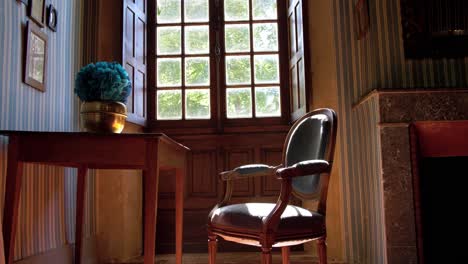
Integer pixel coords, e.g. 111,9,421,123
74,61,132,103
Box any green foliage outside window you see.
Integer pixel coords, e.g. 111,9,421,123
158,90,182,119
185,0,208,22
186,58,209,86
255,55,279,83
254,23,278,51
225,25,250,52
255,87,280,116
158,59,181,86
158,27,181,54
253,0,277,20
227,57,251,85
227,88,252,118
157,0,181,23
225,0,249,21
185,26,209,54
186,90,210,119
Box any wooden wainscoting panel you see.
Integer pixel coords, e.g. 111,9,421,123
260,147,283,196
224,148,255,198
158,169,176,199
189,149,218,198
156,209,213,253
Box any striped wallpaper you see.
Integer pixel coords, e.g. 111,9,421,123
347,0,468,104
332,0,468,263
0,0,94,261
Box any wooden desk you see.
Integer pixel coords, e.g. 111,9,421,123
0,131,189,264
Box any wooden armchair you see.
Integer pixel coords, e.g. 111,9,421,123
207,108,337,264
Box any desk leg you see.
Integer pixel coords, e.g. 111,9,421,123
2,136,23,264
143,142,160,264
75,166,88,264
175,168,184,264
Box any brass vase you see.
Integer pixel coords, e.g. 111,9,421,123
80,101,127,133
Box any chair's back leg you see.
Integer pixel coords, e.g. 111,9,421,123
261,247,273,264
281,247,290,264
317,237,327,264
208,233,218,264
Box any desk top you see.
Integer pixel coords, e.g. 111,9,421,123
0,130,189,169
0,130,189,151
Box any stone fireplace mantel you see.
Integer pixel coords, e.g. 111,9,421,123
354,89,468,264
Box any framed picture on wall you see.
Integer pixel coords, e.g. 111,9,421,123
46,4,58,32
24,21,48,92
28,0,46,27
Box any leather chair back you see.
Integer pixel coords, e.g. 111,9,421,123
283,108,337,199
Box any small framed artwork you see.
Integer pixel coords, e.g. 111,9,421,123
46,4,58,32
28,0,46,27
24,22,48,92
354,0,370,40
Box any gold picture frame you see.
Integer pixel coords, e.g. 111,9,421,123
24,21,48,92
28,0,46,27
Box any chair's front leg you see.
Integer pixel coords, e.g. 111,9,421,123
208,231,217,264
317,237,327,264
282,247,290,264
261,247,272,264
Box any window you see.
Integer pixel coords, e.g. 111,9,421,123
156,0,211,120
150,0,289,128
224,0,281,119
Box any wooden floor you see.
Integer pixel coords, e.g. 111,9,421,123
117,252,346,264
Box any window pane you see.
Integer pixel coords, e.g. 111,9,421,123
254,55,279,84
157,0,181,23
157,90,182,120
226,88,252,118
185,57,210,86
253,23,278,52
186,89,211,119
253,0,277,20
225,24,250,53
157,27,181,55
226,56,251,85
184,0,208,22
185,26,209,54
255,86,281,117
225,0,249,21
157,58,181,87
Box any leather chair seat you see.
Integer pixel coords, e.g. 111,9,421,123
210,203,325,237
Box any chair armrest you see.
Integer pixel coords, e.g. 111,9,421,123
276,160,329,179
220,164,281,181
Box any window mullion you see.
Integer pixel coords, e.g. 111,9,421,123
213,0,224,131
181,0,186,120
249,0,256,118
